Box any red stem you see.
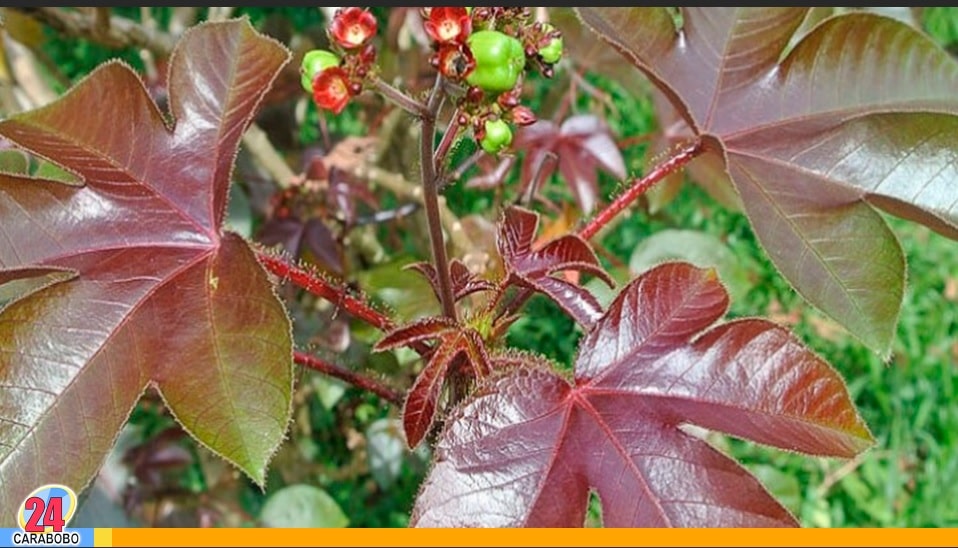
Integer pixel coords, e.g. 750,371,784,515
578,138,703,240
294,351,402,406
256,251,394,331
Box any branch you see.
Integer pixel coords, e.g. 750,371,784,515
352,165,474,256
419,75,458,321
371,77,428,118
294,351,403,406
9,7,176,54
578,138,703,240
256,250,395,332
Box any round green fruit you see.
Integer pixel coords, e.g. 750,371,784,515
301,49,341,92
539,35,563,64
465,30,525,93
480,119,513,154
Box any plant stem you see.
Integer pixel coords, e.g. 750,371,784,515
433,107,462,176
294,351,402,406
420,75,459,321
578,138,703,240
256,250,394,331
372,76,428,118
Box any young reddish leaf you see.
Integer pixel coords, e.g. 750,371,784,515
376,317,492,448
577,8,958,356
406,259,495,303
498,206,612,327
402,343,458,450
412,262,872,527
0,20,293,523
514,114,626,214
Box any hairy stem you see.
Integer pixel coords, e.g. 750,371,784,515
433,107,463,176
256,250,394,331
294,351,402,406
421,75,458,321
372,77,428,118
579,138,703,240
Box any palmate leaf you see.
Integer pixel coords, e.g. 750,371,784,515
576,8,958,356
412,263,872,527
0,20,293,523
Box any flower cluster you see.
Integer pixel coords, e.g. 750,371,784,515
300,7,564,156
300,7,379,114
422,7,564,155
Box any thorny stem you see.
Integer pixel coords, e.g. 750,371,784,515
497,137,705,321
421,75,459,322
256,250,394,332
294,351,402,406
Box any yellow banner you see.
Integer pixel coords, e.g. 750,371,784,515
104,528,958,547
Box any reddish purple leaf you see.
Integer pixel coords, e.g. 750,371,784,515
498,206,612,327
376,317,492,448
402,344,458,450
412,262,872,527
406,259,495,303
576,7,958,355
0,20,293,523
514,115,626,214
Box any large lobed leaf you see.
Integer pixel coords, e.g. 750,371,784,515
0,20,293,524
576,8,958,356
412,262,872,527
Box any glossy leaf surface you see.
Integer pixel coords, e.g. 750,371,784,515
412,263,872,527
577,7,958,355
0,20,293,524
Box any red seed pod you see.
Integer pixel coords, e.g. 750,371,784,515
359,42,378,64
497,91,520,109
466,85,485,104
329,7,378,49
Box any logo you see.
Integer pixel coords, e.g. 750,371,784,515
6,484,88,547
17,484,77,534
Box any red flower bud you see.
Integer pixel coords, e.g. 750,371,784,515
510,105,537,126
424,7,472,44
312,66,352,115
329,7,378,49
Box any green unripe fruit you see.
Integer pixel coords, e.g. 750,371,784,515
300,49,341,92
480,119,513,154
539,35,563,64
465,30,525,93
